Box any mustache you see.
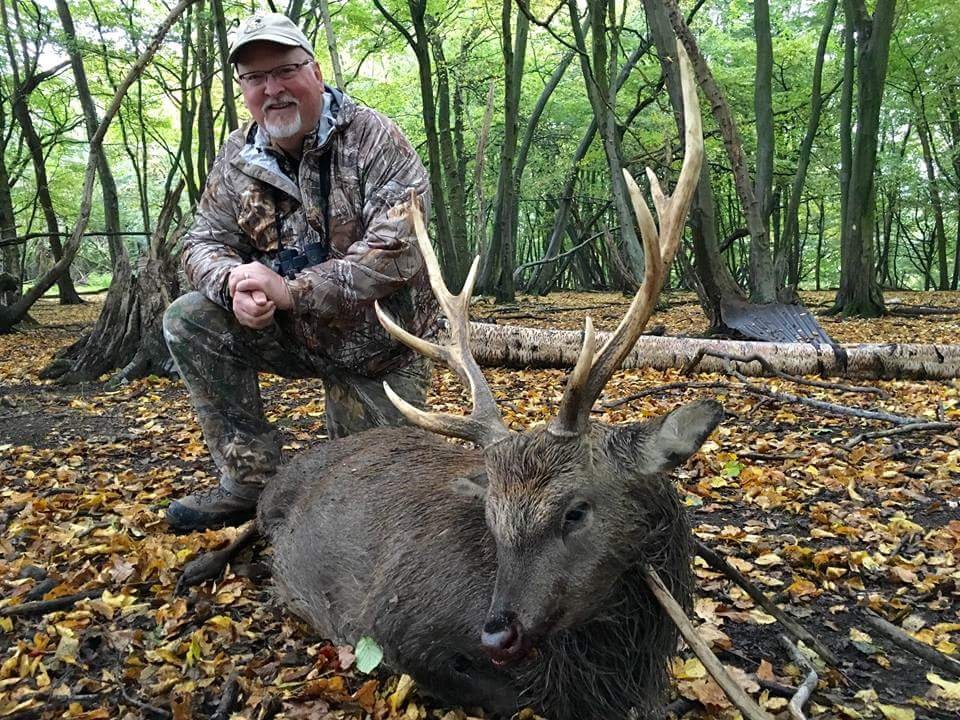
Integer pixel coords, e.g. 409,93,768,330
262,95,300,111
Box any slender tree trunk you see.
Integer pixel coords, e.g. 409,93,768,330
473,81,496,262
833,0,896,317
196,0,216,183
318,0,345,88
947,94,960,290
0,0,81,304
483,1,528,301
643,0,745,330
429,25,469,284
507,24,580,292
373,0,463,287
661,0,775,302
211,0,238,130
780,0,837,291
54,0,124,267
179,7,199,204
0,154,18,306
754,0,775,281
574,0,644,283
913,97,949,290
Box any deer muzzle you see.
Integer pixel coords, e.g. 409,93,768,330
480,611,529,666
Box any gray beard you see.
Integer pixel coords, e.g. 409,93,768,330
264,109,303,140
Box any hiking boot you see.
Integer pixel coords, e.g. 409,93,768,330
166,484,257,532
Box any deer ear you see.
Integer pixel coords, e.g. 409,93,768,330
449,470,488,501
615,399,724,474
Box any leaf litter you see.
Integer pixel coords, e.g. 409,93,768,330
0,291,958,719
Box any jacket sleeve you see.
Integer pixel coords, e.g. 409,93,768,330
180,148,249,310
284,113,432,325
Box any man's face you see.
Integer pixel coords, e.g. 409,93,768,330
235,41,324,148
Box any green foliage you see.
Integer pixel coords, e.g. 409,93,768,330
2,0,958,296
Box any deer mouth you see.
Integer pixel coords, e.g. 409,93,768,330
481,610,561,667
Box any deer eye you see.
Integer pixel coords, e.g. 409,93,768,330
562,501,592,536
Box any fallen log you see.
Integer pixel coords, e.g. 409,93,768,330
466,322,960,380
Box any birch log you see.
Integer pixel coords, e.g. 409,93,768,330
466,322,960,380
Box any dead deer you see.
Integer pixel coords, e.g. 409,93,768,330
181,43,720,719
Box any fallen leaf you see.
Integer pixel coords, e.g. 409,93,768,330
878,704,915,720
355,636,383,674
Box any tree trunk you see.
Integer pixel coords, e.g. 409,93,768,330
642,0,745,331
661,0,775,303
373,0,463,287
832,0,896,317
318,0,345,88
506,21,580,293
753,0,775,255
780,0,837,291
529,18,646,295
482,1,528,301
466,322,960,380
210,0,238,130
1,0,82,305
0,151,19,307
428,24,470,287
472,81,496,261
54,0,124,265
914,100,949,290
571,0,644,283
41,185,185,384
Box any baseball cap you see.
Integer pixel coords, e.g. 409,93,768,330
229,13,314,63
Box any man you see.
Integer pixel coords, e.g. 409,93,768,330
163,12,438,531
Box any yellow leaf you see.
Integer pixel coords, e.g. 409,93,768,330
878,704,914,720
389,674,416,713
672,657,707,680
927,673,960,701
935,639,957,655
755,553,783,567
850,628,874,643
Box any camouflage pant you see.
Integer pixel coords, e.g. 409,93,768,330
163,292,431,500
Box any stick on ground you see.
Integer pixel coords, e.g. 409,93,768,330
0,588,103,618
780,635,818,720
644,568,774,720
843,421,958,450
863,609,960,678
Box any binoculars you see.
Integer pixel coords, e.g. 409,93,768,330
271,242,328,279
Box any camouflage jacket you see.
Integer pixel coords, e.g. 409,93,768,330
181,87,439,377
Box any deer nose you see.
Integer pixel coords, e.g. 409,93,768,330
481,612,527,666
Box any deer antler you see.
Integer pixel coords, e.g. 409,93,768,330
549,40,703,438
375,194,512,447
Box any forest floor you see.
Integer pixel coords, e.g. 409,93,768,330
1,290,958,720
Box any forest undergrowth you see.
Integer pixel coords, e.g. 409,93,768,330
1,291,958,720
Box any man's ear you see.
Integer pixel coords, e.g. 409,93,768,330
612,399,724,474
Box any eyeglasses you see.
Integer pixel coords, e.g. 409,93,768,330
237,59,313,87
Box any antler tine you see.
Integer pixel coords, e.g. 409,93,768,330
549,39,703,438
376,194,511,447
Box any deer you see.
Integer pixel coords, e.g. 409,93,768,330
178,42,736,720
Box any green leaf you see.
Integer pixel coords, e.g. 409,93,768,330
355,636,383,674
721,460,743,478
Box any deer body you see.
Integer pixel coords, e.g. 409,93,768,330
259,401,720,719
